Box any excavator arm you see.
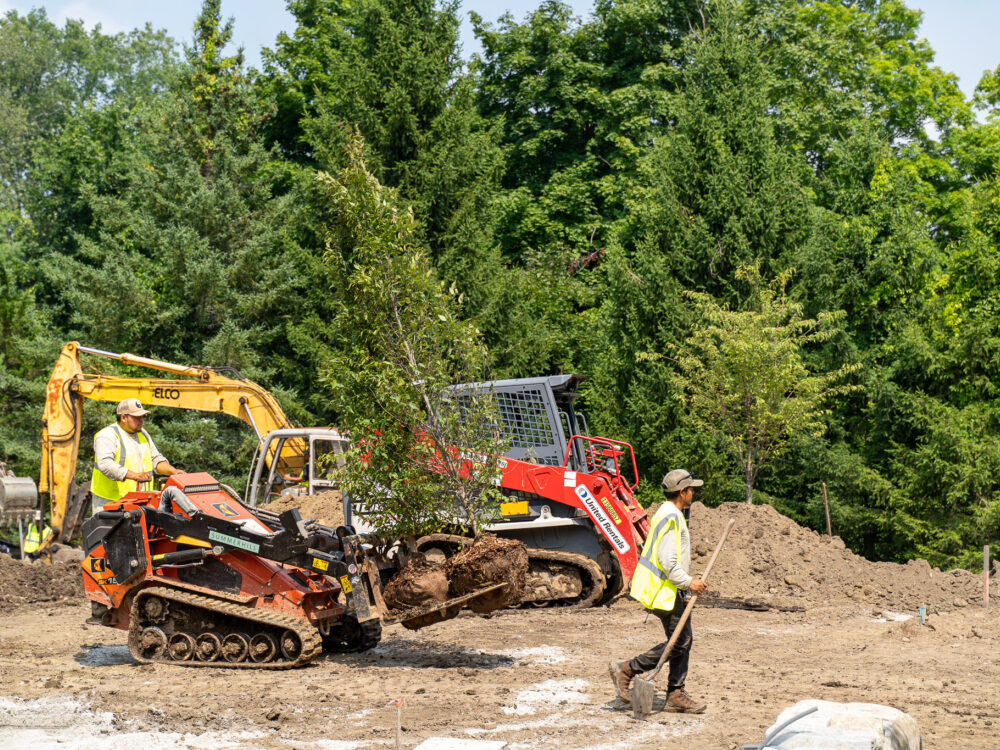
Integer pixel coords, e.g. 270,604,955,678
39,342,302,549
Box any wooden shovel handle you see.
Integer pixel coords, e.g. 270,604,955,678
648,517,735,677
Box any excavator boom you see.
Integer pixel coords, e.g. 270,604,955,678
39,342,302,550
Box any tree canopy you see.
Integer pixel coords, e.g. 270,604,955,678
1,0,999,570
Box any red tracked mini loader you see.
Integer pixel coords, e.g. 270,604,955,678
81,472,387,668
412,375,652,607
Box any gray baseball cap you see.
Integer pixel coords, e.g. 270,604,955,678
661,469,703,493
116,398,150,417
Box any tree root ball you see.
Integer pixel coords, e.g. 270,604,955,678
445,534,529,613
382,553,449,611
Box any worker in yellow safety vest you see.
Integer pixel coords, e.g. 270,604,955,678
22,511,52,556
609,469,708,713
91,398,180,511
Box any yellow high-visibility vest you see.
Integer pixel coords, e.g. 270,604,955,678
23,523,52,554
91,424,154,504
629,501,685,611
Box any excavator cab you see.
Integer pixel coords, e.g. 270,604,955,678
244,428,348,507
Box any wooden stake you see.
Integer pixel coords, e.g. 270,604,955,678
394,698,402,750
822,483,832,536
984,545,990,609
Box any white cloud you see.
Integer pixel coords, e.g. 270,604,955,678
54,2,125,34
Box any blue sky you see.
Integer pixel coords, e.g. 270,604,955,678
0,0,996,97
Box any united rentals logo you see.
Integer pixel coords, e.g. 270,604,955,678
574,485,630,554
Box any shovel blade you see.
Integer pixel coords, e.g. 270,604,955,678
631,675,655,718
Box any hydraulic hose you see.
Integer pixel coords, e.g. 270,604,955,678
158,486,199,516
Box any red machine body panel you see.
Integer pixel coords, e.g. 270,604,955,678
494,435,649,583
80,474,349,632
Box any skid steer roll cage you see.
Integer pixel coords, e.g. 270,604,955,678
564,435,639,491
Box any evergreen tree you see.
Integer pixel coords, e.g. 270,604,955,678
19,1,299,486
265,0,578,376
591,1,814,498
0,243,61,474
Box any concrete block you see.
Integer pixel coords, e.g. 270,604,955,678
413,740,508,750
761,700,921,750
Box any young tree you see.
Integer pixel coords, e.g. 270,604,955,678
672,265,858,503
315,137,508,543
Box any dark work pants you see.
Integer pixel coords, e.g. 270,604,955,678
627,598,692,692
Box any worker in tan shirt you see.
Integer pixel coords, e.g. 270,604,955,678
91,398,179,511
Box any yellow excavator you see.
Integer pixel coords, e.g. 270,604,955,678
36,341,342,553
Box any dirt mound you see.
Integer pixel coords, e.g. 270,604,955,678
261,489,345,528
446,534,528,613
0,552,84,608
677,501,985,614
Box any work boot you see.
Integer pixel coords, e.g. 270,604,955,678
609,660,634,704
667,688,706,714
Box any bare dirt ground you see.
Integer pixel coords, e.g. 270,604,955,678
1,501,997,749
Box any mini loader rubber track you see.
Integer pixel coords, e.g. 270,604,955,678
416,534,606,608
128,587,322,669
528,548,606,607
321,614,382,653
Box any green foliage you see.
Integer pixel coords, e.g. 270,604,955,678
591,0,813,486
2,0,999,570
264,0,572,378
315,138,507,540
0,9,178,228
672,265,860,503
264,0,496,262
265,0,463,176
473,0,693,261
43,2,284,362
0,244,61,474
753,0,970,160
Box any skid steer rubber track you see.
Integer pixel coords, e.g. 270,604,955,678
527,548,606,608
128,587,322,669
322,615,382,653
416,534,606,608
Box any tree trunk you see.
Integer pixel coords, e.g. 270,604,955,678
458,486,481,539
745,455,753,504
396,535,419,569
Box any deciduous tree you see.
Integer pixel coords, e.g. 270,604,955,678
316,137,507,542
672,265,858,503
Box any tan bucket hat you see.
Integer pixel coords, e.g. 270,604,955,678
116,398,150,417
661,469,703,493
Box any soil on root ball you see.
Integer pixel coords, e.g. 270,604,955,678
445,534,528,613
382,552,449,611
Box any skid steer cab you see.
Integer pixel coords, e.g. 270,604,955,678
81,472,384,668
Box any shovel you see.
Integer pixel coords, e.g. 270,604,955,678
631,517,735,718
